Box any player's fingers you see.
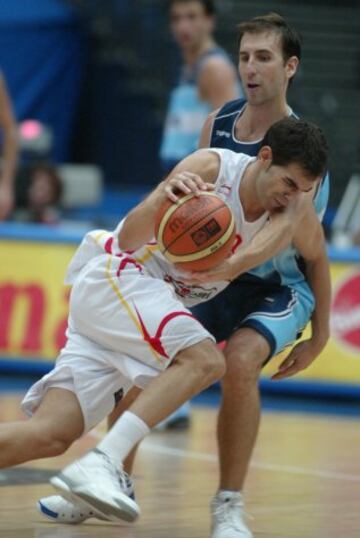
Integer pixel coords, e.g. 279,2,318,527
272,364,299,380
182,176,203,193
180,173,215,192
164,184,180,202
278,357,295,370
169,174,198,194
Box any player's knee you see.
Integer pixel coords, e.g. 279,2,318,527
223,337,264,392
177,338,226,384
203,343,226,382
30,421,77,457
46,436,72,457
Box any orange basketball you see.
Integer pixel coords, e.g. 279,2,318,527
154,192,236,271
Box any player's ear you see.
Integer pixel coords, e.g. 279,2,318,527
258,145,273,165
285,55,299,81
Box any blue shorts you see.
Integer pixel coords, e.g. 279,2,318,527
191,274,314,361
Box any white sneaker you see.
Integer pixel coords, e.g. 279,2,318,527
50,448,140,522
38,469,135,524
211,491,253,538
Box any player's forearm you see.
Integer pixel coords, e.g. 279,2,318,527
230,214,295,277
118,183,164,251
305,246,331,350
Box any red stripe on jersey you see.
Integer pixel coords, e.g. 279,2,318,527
134,305,195,358
104,237,114,254
117,257,143,277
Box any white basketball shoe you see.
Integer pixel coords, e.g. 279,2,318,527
211,491,253,538
38,464,135,524
49,448,140,523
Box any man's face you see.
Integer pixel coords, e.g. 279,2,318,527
170,1,213,51
256,152,318,211
238,31,297,105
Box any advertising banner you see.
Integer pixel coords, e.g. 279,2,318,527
0,235,359,393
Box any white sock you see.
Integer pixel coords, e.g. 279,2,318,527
217,490,243,501
97,411,150,465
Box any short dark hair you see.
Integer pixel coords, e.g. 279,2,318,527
261,118,328,179
168,0,216,16
237,13,301,84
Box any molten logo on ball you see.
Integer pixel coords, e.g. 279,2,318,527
331,271,360,353
191,218,221,246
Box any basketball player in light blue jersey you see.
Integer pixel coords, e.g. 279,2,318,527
160,0,240,174
187,13,331,537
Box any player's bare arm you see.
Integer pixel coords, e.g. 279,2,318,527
0,72,18,220
272,215,331,380
186,190,316,284
198,109,218,148
198,57,239,109
118,150,220,251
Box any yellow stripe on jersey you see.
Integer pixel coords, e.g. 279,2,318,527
134,243,159,264
94,230,109,244
104,256,162,363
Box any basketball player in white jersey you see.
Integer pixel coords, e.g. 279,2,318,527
0,119,329,524
37,15,332,537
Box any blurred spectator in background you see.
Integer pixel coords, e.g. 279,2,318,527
0,71,18,221
13,162,63,224
160,0,241,174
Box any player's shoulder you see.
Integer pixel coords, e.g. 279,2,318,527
205,147,253,168
214,98,247,120
200,50,235,71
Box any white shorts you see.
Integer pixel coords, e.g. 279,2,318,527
22,253,213,433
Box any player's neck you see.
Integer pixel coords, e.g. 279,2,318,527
183,37,216,65
236,99,290,143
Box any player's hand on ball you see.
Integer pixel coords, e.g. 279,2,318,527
164,171,214,203
178,257,236,284
271,339,323,380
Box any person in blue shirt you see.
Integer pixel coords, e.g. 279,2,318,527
189,13,330,538
160,0,240,174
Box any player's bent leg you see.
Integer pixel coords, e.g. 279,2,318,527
50,338,225,523
129,337,225,428
38,387,140,525
211,328,270,538
0,388,84,468
154,401,191,431
108,386,143,476
218,328,268,490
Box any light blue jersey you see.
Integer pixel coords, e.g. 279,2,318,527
160,47,240,172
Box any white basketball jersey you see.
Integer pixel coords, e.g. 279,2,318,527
66,149,269,307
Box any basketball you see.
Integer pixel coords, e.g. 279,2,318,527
155,192,236,271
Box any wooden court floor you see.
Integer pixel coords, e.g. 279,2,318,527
0,391,360,538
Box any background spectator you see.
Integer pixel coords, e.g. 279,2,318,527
13,162,63,224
